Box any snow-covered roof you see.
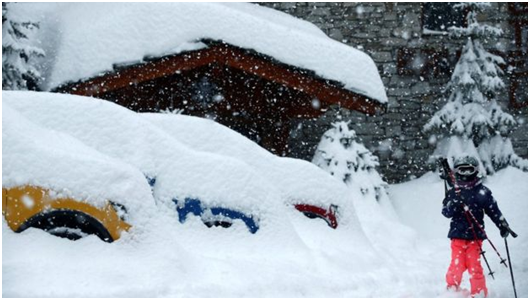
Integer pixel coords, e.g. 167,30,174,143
24,2,388,104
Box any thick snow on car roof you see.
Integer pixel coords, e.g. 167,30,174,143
4,91,377,265
2,91,388,297
2,100,155,222
143,113,358,225
3,91,291,232
21,2,387,103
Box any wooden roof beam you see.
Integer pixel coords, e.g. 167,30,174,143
55,42,386,116
210,44,386,115
56,48,220,97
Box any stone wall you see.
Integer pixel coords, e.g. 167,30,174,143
259,2,528,183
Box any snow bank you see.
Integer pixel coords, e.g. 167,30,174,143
3,215,385,297
142,113,358,227
11,2,387,103
4,91,378,266
3,91,386,297
2,103,154,222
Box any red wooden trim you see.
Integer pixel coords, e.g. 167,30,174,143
216,45,383,115
59,48,220,96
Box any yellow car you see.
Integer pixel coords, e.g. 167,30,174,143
2,185,131,242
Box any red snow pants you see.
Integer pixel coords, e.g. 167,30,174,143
446,239,487,297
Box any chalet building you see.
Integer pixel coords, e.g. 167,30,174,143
259,2,528,182
43,2,526,183
55,40,385,156
49,3,387,158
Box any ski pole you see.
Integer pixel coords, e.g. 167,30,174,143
463,204,508,267
480,249,495,279
505,238,517,298
462,205,496,279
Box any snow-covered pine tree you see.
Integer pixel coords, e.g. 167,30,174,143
2,3,45,90
312,121,388,201
424,2,527,174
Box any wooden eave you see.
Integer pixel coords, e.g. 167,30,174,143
54,41,387,115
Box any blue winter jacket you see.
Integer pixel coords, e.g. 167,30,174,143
442,183,506,240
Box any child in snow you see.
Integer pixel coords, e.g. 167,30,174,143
441,156,512,298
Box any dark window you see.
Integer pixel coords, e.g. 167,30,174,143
510,2,528,14
510,77,528,109
508,3,528,50
422,3,465,32
507,51,528,109
397,48,453,78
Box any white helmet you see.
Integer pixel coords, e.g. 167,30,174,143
454,156,479,181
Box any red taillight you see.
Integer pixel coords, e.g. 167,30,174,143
294,204,338,229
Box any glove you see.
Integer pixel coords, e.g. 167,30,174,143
452,198,465,208
442,197,460,207
500,227,509,238
446,199,465,214
500,220,513,238
439,167,447,180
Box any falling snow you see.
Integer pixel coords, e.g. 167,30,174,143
2,2,527,298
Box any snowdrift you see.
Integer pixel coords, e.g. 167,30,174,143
4,91,525,297
2,103,153,241
143,113,358,223
2,104,152,215
4,91,296,235
142,112,367,250
3,91,383,296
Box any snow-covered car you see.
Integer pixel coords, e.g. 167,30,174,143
4,91,294,237
142,113,352,229
2,104,153,242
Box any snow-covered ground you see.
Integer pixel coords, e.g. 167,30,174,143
4,170,525,298
389,168,527,298
3,91,377,297
3,92,527,297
